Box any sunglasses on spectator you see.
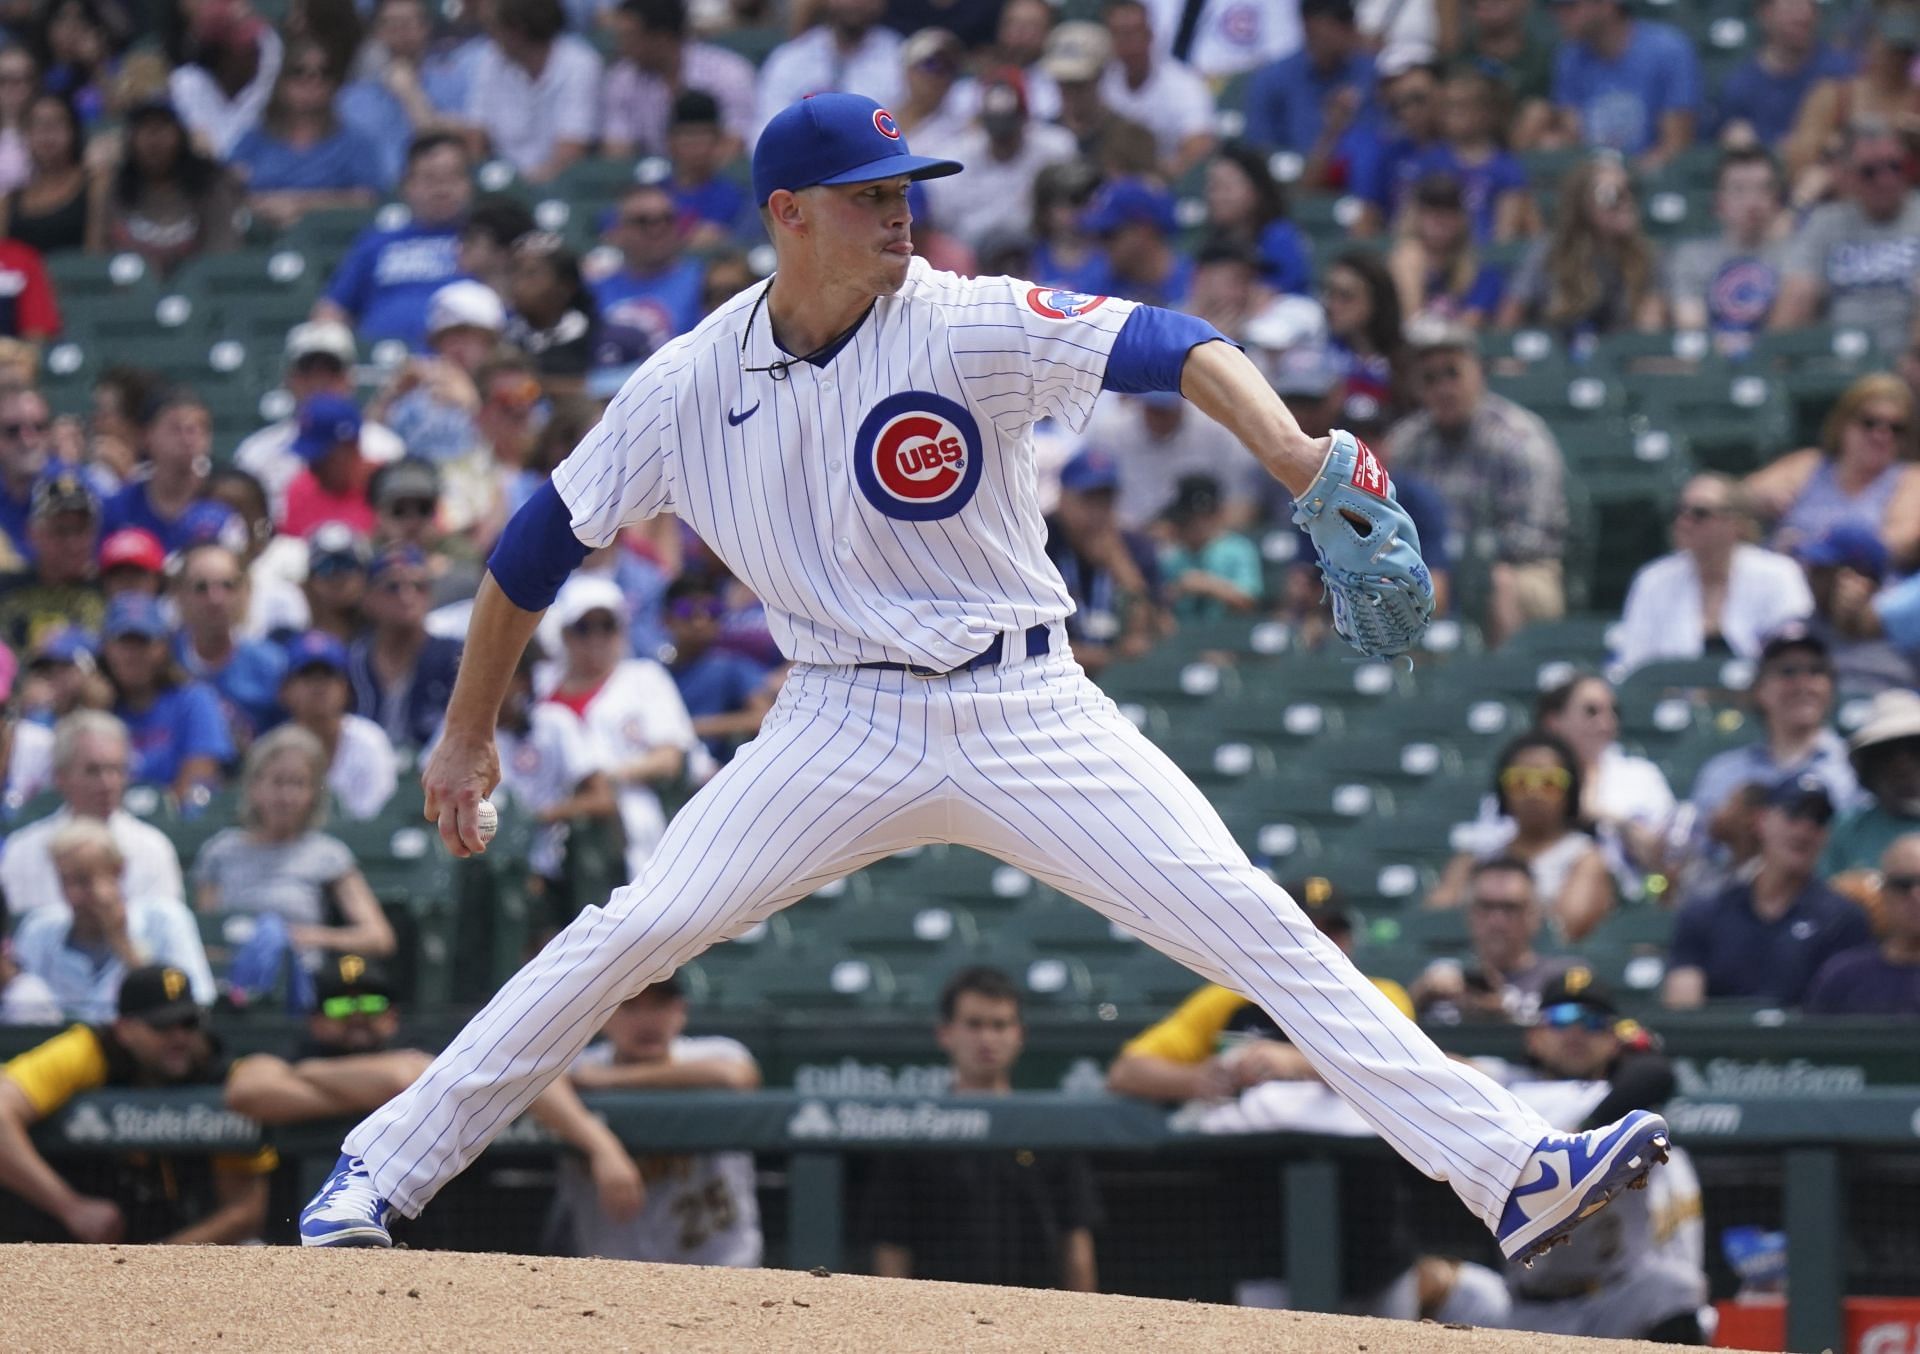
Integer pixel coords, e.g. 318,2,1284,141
376,577,430,595
568,614,620,636
1499,765,1571,793
668,598,725,621
1855,415,1909,436
1881,874,1920,895
385,498,436,520
1538,1003,1613,1033
1855,159,1906,181
2,419,50,437
620,212,676,229
321,993,391,1019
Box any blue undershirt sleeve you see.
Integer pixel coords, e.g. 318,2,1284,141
1100,306,1239,395
487,480,592,612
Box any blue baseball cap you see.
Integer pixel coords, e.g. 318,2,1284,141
31,624,96,666
751,93,963,206
1079,178,1176,236
1798,523,1888,581
284,629,349,677
292,393,363,464
177,500,249,554
1060,447,1121,494
103,593,170,641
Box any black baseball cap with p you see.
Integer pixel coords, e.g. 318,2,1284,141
752,93,963,206
119,963,203,1028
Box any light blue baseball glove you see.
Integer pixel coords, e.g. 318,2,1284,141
1289,430,1436,659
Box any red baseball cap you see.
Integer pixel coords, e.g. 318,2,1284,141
100,527,166,574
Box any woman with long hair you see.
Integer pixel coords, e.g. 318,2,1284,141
33,0,122,127
1202,140,1310,295
1387,173,1504,326
1320,249,1403,417
1422,67,1535,243
1496,154,1667,338
1028,157,1105,296
101,97,242,274
0,47,37,196
1744,371,1920,566
0,91,107,254
504,232,598,388
1535,671,1675,878
93,593,232,802
228,40,383,230
1783,17,1920,197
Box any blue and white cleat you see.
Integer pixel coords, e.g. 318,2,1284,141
299,1154,394,1248
1497,1110,1670,1265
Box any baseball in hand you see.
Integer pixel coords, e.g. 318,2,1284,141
475,799,498,845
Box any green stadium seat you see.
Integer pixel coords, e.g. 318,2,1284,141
1487,368,1629,427
1008,898,1145,953
731,949,898,1010
823,901,981,958
1636,373,1794,474
1099,650,1243,708
706,23,784,64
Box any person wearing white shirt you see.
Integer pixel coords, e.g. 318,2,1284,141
754,0,904,139
1537,672,1677,890
169,19,284,158
1082,389,1267,531
540,576,697,880
463,0,603,183
993,0,1064,121
278,630,400,822
4,716,53,813
11,818,214,1022
0,712,186,921
921,71,1078,252
1141,0,1299,79
494,657,615,886
1099,0,1217,178
892,28,980,159
1612,474,1814,676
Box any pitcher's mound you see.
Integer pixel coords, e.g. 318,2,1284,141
0,1245,1753,1352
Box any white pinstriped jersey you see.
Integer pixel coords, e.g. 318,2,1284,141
550,258,1140,670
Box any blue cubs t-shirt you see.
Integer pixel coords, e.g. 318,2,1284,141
177,634,289,743
1552,19,1703,156
1406,144,1528,244
669,176,754,239
323,221,465,349
592,259,706,357
101,482,207,554
119,682,235,788
1258,220,1312,295
229,126,388,194
670,647,772,763
1711,46,1853,147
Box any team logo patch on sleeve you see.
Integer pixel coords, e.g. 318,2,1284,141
853,392,984,522
1350,438,1390,499
1021,287,1110,321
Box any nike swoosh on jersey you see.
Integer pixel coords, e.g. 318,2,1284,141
727,403,760,426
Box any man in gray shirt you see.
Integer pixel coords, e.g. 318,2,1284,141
1669,146,1788,352
1772,122,1920,356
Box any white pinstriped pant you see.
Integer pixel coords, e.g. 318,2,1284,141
345,641,1549,1226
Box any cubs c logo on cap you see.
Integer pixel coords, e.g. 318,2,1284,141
853,392,983,522
1022,286,1109,321
873,108,901,139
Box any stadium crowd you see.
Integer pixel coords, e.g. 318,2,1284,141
0,0,1911,1329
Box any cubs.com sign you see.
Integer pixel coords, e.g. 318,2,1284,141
853,391,984,521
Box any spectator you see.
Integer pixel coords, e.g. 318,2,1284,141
593,183,706,356
1412,68,1533,244
0,963,272,1243
1137,0,1294,80
234,322,405,523
1797,524,1917,697
1045,448,1165,674
991,0,1060,120
98,528,164,602
1351,61,1444,236
338,0,473,189
228,40,384,231
1612,473,1813,673
1667,148,1789,353
867,966,1098,1290
1543,0,1700,167
172,542,287,749
1242,0,1375,181
454,192,537,313
1429,731,1613,941
543,574,695,880
1713,0,1852,151
376,282,503,473
1388,314,1567,645
35,0,120,129
491,644,614,919
1771,123,1920,368
661,91,754,246
193,723,396,966
1186,236,1274,343
1200,143,1310,297
0,710,185,918
1665,774,1871,1008
1783,5,1920,187
661,573,777,767
1320,249,1402,420
0,386,50,565
0,469,104,655
280,394,377,539
1497,155,1667,338
1535,671,1674,875
1387,173,1505,326
12,820,214,1019
1823,690,1920,875
920,68,1076,256
892,28,975,153
369,458,476,603
0,92,107,255
1806,832,1920,1014
167,0,282,158
504,232,598,388
312,131,471,351
280,629,398,821
1026,159,1107,296
0,235,57,343
1097,0,1213,177
1043,21,1158,179
463,0,600,184
1085,389,1260,532
546,975,764,1264
101,98,243,276
0,45,34,194
347,544,460,750
79,367,160,490
95,594,231,800
1458,0,1554,130
203,467,310,642
754,0,902,140
1077,178,1190,308
602,0,754,162
1159,474,1261,620
1410,856,1573,1024
300,523,370,644
1687,624,1860,826
0,936,61,1024
100,390,216,556
1744,373,1920,568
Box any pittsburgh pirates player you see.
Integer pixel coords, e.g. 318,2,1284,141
302,94,1668,1262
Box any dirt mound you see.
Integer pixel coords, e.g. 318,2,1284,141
0,1245,1756,1352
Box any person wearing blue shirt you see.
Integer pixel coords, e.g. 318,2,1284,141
591,183,706,355
661,575,777,766
1710,0,1853,148
1548,0,1703,165
346,544,463,748
664,90,757,244
96,594,235,799
1349,63,1445,234
312,132,473,351
1241,0,1377,185
228,40,390,224
100,391,218,556
0,388,53,567
173,542,290,745
339,0,483,188
1076,178,1194,310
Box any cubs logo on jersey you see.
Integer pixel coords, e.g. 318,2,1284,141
1021,287,1110,321
872,108,901,140
853,392,984,522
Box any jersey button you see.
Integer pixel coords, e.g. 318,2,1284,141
828,460,843,473
836,537,852,556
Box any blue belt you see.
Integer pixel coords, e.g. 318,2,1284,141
855,623,1052,678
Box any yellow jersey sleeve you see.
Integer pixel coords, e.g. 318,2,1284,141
214,1146,281,1176
2,1025,110,1118
1372,977,1415,1020
1119,985,1249,1064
